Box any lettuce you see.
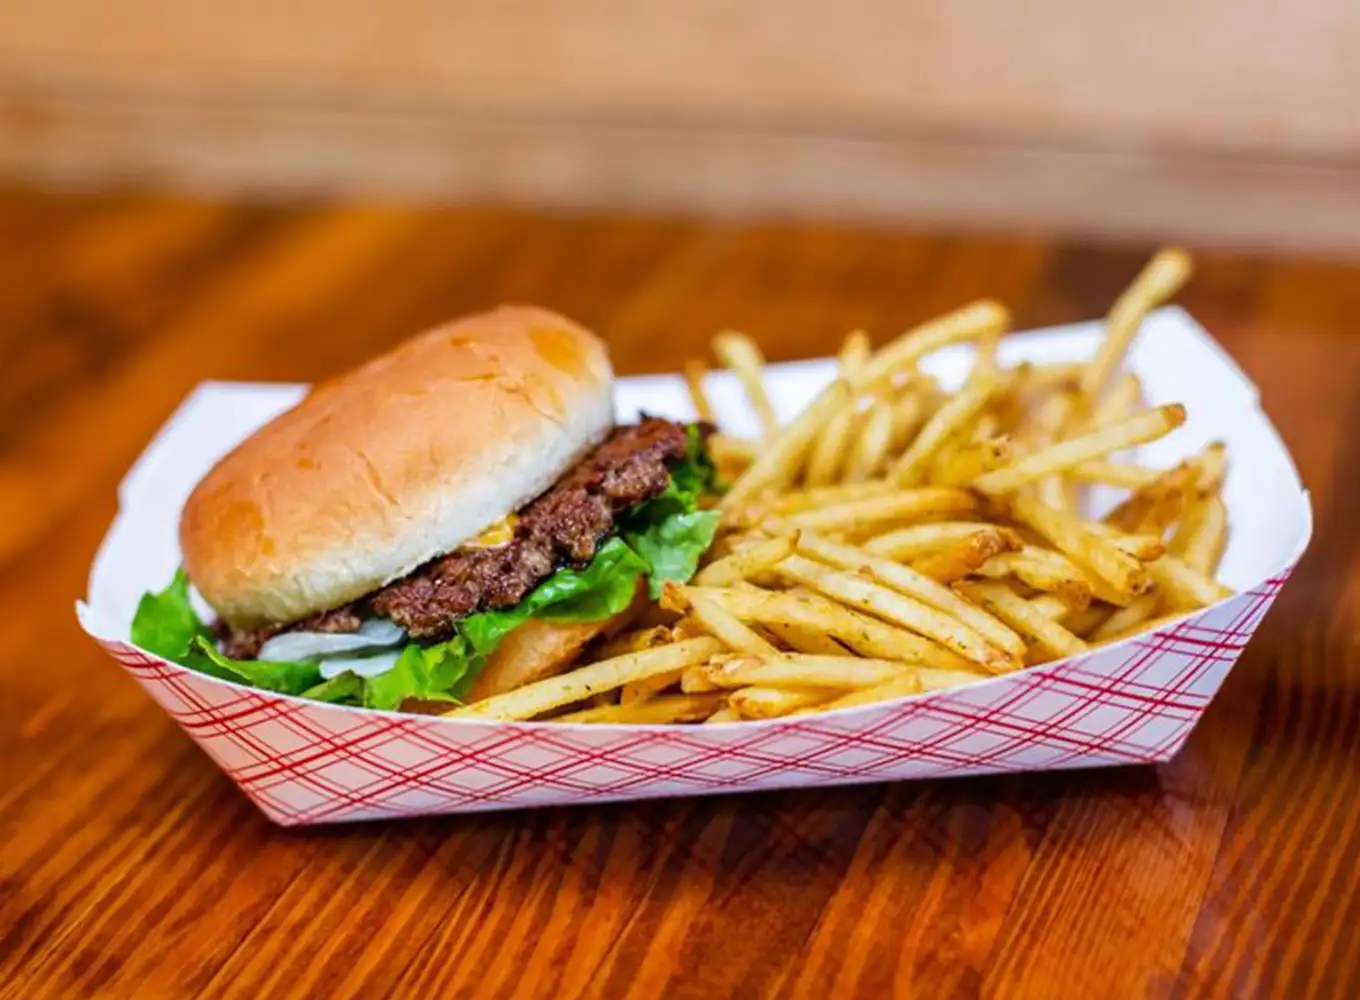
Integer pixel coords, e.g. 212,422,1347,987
130,569,214,664
130,570,323,693
130,428,720,710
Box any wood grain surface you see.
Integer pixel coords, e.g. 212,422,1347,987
1,188,1357,999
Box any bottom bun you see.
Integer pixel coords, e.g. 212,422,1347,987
464,583,647,703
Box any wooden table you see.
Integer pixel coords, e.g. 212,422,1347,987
2,190,1357,999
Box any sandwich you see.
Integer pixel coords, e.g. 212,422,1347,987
129,306,719,710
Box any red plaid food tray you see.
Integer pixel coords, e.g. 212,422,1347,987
77,308,1312,825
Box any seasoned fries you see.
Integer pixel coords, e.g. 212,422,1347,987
775,555,1015,672
714,331,780,439
972,405,1186,494
768,487,978,534
438,247,1234,726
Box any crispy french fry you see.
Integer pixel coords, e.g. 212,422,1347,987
855,301,1010,389
1195,441,1228,493
760,621,848,656
1083,522,1167,561
973,405,1186,494
555,693,727,725
807,663,995,714
954,580,1089,659
1173,495,1229,575
449,637,725,721
769,488,978,534
1007,493,1153,599
695,532,798,587
845,398,897,482
689,585,978,672
663,582,779,655
726,481,897,526
1028,593,1073,620
1021,362,1084,390
706,653,915,691
619,668,683,706
714,331,780,440
1063,604,1116,637
1067,460,1161,490
683,360,715,423
892,392,927,451
910,527,1022,584
1078,248,1192,406
1146,555,1233,611
890,373,1004,486
930,437,1012,487
865,521,1019,560
1093,611,1194,645
801,675,921,713
680,665,721,693
1104,461,1199,534
972,329,1001,380
1089,594,1159,642
703,705,743,724
794,531,1026,657
1088,372,1143,429
730,686,837,719
977,549,1095,612
804,332,871,485
721,377,854,507
805,404,860,486
776,555,1014,672
590,625,675,662
1014,390,1075,450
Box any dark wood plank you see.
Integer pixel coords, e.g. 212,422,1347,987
0,192,1357,1000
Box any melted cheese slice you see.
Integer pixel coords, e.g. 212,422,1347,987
463,513,518,549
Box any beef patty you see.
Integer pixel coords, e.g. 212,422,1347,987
219,418,692,659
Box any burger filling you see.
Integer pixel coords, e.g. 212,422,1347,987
129,418,720,710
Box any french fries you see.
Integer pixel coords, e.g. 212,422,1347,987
689,585,979,671
890,373,1004,485
683,360,716,423
776,555,1015,672
1007,494,1153,601
555,693,727,725
1078,248,1192,409
971,405,1186,494
705,653,915,691
768,487,978,534
793,531,1026,658
438,247,1231,727
910,526,1023,584
448,637,725,721
714,331,780,439
954,581,1089,659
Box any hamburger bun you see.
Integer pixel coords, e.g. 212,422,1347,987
180,305,614,629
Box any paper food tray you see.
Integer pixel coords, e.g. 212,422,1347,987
76,308,1312,826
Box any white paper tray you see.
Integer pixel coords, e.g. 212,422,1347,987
77,308,1311,825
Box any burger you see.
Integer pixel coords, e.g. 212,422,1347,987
129,306,719,711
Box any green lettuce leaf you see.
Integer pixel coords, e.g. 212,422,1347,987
625,508,720,598
300,671,365,704
131,427,721,710
188,636,323,696
130,569,214,663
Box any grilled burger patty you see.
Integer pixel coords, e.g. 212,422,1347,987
220,418,691,659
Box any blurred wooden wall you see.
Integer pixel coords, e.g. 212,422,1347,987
2,1,1359,249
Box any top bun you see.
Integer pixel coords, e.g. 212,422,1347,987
180,305,615,629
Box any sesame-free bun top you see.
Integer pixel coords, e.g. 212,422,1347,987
180,305,615,629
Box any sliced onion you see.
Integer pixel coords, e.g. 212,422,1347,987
259,618,406,662
317,649,404,679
